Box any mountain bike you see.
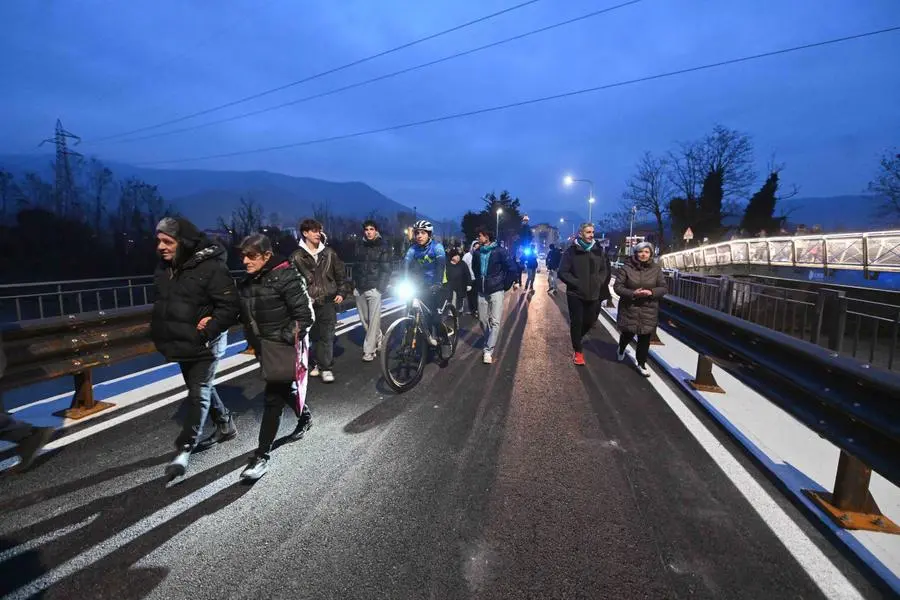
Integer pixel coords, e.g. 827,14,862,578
379,281,459,393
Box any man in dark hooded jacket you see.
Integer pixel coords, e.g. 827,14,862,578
558,222,611,366
152,217,240,478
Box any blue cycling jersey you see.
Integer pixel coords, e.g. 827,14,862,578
404,240,447,287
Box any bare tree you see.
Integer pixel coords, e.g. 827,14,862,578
669,124,757,203
0,169,22,223
87,159,113,233
868,150,900,220
623,151,672,247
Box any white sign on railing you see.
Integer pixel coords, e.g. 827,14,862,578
660,230,900,273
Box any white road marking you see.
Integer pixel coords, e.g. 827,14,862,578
2,303,409,470
1,466,244,600
594,313,864,600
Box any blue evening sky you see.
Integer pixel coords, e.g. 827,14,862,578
1,0,898,219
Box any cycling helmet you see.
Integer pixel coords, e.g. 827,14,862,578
413,220,433,233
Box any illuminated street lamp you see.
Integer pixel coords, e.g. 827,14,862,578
496,207,503,241
562,174,596,224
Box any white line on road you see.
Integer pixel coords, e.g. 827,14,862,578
594,314,865,600
2,303,408,472
1,467,245,600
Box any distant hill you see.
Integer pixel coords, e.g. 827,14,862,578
0,154,417,228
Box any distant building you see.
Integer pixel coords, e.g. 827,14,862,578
531,223,560,249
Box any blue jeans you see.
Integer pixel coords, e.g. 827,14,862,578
175,333,229,451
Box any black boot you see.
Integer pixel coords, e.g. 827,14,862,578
196,414,237,450
288,406,312,442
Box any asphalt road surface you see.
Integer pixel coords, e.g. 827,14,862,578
0,281,885,599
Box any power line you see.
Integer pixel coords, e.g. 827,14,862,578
87,0,545,144
97,0,643,146
136,25,900,167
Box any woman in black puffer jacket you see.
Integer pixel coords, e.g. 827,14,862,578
238,234,315,481
613,241,667,377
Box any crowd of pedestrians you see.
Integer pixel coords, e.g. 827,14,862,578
1,215,666,477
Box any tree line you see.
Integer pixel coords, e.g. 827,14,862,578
0,158,174,282
620,124,899,251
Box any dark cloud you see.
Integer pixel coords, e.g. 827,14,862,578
1,0,898,221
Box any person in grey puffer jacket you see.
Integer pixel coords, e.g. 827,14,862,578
613,241,667,377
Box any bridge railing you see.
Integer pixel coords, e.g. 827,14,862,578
0,263,371,324
656,293,900,534
659,229,900,274
666,272,900,372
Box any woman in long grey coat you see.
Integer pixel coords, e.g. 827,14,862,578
613,241,667,376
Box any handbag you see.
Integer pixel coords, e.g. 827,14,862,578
258,337,299,383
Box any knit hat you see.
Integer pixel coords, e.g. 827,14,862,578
632,241,654,255
156,217,180,239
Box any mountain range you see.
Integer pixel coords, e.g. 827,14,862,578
0,154,417,228
1,154,892,234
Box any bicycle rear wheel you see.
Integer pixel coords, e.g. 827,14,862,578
439,305,460,362
380,315,428,393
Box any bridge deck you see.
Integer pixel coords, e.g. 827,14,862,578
0,281,881,599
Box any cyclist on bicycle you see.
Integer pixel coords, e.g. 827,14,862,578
403,220,447,347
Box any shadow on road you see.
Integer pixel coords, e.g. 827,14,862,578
0,453,251,598
343,395,412,435
0,453,172,514
38,481,252,600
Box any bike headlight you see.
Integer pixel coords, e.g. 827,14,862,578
396,280,417,301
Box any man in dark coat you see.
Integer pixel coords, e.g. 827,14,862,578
471,227,517,364
558,222,612,365
444,247,472,312
546,243,562,295
353,220,393,362
290,219,352,383
614,241,667,376
152,217,240,478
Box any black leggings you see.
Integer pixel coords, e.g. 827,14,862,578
567,295,601,352
618,332,651,367
257,382,307,460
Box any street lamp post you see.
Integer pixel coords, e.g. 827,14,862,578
563,175,596,224
496,208,503,242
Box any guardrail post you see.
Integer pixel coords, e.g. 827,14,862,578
804,451,900,534
814,289,847,352
686,355,724,393
717,276,735,314
53,368,115,420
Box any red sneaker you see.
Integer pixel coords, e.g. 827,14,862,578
573,352,585,366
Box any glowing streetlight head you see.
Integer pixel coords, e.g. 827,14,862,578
589,197,596,204
563,175,574,186
497,208,503,214
559,217,564,223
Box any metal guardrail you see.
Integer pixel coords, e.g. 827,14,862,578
0,307,156,419
0,292,374,419
0,262,373,323
657,293,900,534
659,229,900,275
666,272,900,372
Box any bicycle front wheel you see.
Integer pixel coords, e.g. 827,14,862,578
380,315,428,393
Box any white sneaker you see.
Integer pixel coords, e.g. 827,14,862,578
483,352,493,364
637,364,650,377
310,367,320,377
362,353,375,362
321,370,335,383
240,457,269,481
